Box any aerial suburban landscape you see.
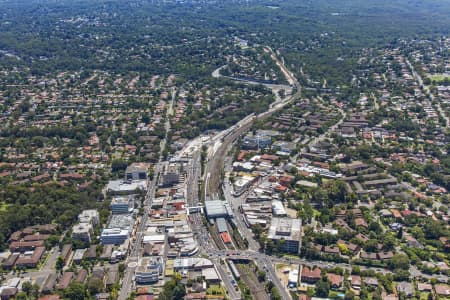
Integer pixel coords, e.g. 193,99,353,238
0,0,449,300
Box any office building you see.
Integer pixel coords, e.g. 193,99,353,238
100,228,129,245
268,217,301,254
126,163,149,181
135,257,163,284
110,196,134,214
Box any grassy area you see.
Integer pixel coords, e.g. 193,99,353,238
282,254,300,260
0,202,10,212
207,285,226,296
420,292,430,300
428,74,450,83
328,290,345,299
276,263,288,270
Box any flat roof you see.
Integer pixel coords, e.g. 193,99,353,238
268,217,301,242
204,200,228,217
107,179,148,192
221,232,232,243
126,163,150,173
202,268,219,281
73,249,87,260
111,196,131,205
216,218,228,233
173,258,213,270
107,214,135,232
143,234,166,243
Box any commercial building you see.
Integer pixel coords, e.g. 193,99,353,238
106,179,148,195
288,265,299,288
233,175,255,196
110,196,134,214
100,228,129,245
135,257,163,284
72,223,93,243
126,163,149,181
107,214,135,233
242,132,273,150
173,258,214,271
162,163,181,187
268,217,301,254
272,141,296,154
78,210,100,226
271,200,287,217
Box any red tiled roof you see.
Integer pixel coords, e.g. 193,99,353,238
301,266,321,279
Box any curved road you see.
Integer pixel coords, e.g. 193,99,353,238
205,47,301,199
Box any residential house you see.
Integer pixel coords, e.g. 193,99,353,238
396,281,414,297
327,273,343,289
301,266,321,284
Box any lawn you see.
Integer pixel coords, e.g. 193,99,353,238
420,292,430,300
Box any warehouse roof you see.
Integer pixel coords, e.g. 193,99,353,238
204,200,228,218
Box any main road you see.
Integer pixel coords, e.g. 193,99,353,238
118,88,176,300
405,57,449,127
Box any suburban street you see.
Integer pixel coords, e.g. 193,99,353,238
406,57,449,127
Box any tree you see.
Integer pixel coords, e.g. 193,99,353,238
88,277,104,294
364,239,379,252
344,290,356,300
337,243,349,255
111,159,127,173
397,227,403,239
56,256,65,271
15,292,27,300
110,286,119,299
64,282,86,300
266,280,274,292
388,254,410,270
173,284,186,299
158,278,186,300
270,286,282,300
118,262,126,275
257,270,266,282
22,281,33,296
383,234,396,251
316,278,330,297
